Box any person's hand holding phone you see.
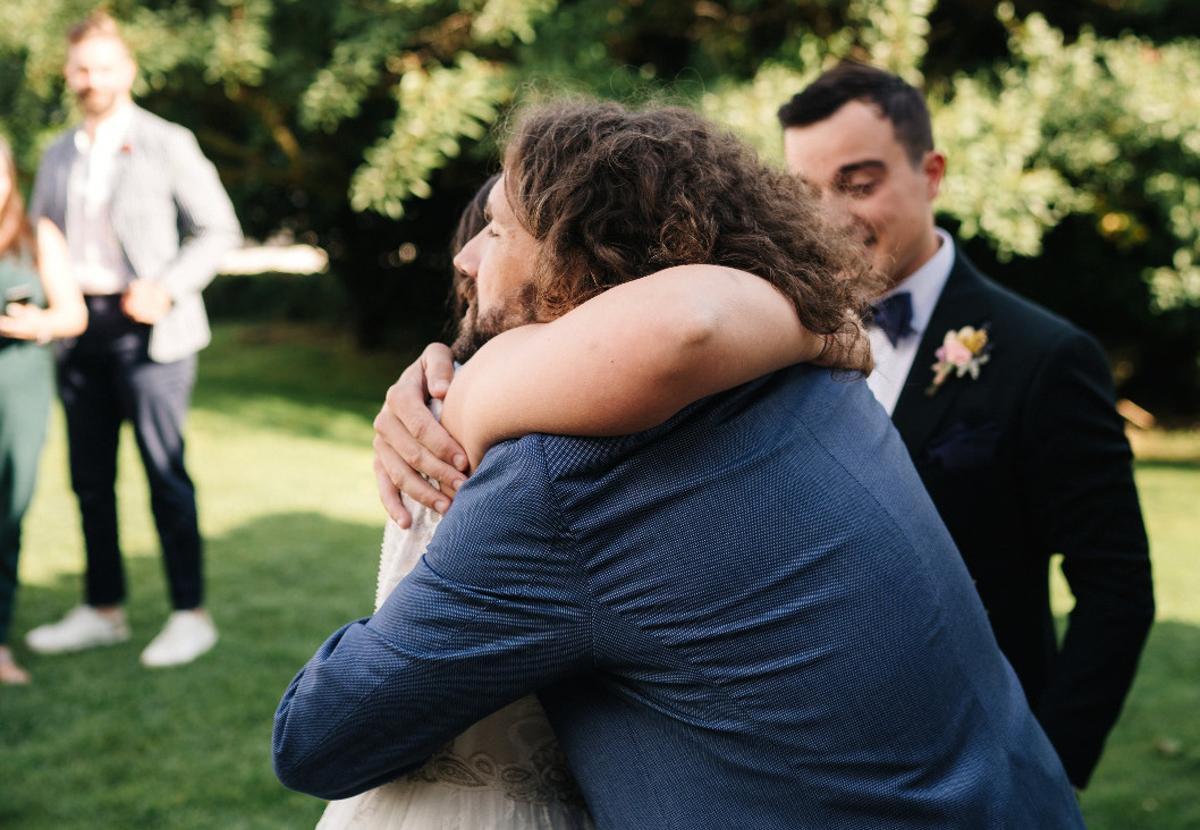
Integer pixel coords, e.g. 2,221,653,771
0,285,50,342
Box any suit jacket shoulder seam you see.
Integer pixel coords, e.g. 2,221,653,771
530,435,600,669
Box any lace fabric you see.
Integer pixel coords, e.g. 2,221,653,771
315,502,594,830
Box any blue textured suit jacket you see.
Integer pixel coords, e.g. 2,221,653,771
274,366,1084,829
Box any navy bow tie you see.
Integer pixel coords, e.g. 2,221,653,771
870,291,916,347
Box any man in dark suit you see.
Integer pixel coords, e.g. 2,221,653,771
777,61,1154,788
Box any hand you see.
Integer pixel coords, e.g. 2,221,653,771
373,342,468,526
812,313,874,375
0,303,50,342
121,280,172,324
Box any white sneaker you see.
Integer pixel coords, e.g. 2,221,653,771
140,611,218,668
25,606,131,654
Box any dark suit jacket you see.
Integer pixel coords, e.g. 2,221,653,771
275,367,1083,828
892,247,1154,787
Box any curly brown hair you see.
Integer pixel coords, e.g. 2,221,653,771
501,100,883,347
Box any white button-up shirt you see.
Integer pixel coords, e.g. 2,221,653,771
66,104,136,295
866,228,956,415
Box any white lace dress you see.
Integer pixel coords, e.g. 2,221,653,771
315,500,595,830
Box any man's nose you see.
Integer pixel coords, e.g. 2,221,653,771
452,250,475,278
453,232,485,278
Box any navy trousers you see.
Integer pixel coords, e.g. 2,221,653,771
57,295,203,610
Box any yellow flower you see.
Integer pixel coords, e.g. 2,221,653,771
958,326,988,355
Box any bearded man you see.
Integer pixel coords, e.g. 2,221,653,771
25,11,241,667
275,101,1083,828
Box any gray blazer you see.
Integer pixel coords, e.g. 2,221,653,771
31,104,242,363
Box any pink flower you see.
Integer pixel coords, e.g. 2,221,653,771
942,337,973,366
927,325,991,396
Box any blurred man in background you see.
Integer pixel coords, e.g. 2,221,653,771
778,61,1154,789
25,11,241,668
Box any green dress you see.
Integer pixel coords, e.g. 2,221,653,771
0,252,53,646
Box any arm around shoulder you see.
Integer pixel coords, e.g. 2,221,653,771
442,265,833,467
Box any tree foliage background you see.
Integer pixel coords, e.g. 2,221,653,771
3,0,1198,414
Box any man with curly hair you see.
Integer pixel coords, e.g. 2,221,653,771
276,101,1083,828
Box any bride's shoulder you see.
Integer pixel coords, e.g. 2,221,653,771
375,505,443,609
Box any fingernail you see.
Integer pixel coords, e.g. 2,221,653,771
451,478,466,492
453,454,467,471
431,380,449,395
435,499,450,513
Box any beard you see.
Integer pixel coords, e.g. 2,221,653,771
450,281,541,362
76,88,119,118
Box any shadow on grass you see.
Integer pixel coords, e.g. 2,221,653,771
1,510,385,830
1135,458,1200,472
189,323,419,446
1081,618,1200,830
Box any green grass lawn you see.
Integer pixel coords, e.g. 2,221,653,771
2,322,1197,829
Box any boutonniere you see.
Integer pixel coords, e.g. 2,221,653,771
926,325,991,396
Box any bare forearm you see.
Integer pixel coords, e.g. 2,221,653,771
0,219,89,343
443,265,822,466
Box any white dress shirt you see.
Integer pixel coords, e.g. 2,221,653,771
866,228,956,415
66,103,136,295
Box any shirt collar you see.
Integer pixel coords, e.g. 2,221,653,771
73,103,135,155
881,228,955,337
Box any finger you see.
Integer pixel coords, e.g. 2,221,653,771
374,457,412,528
384,383,468,473
374,405,466,488
373,435,452,514
420,342,456,398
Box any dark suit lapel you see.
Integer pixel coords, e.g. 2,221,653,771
892,251,991,457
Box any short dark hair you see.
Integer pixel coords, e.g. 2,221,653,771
778,62,933,166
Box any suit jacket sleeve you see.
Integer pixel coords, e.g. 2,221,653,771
156,125,242,299
1019,329,1154,787
272,437,593,800
28,143,62,227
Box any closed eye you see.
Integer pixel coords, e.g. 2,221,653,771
834,161,886,200
837,179,880,199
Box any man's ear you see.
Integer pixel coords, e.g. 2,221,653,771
923,151,947,201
